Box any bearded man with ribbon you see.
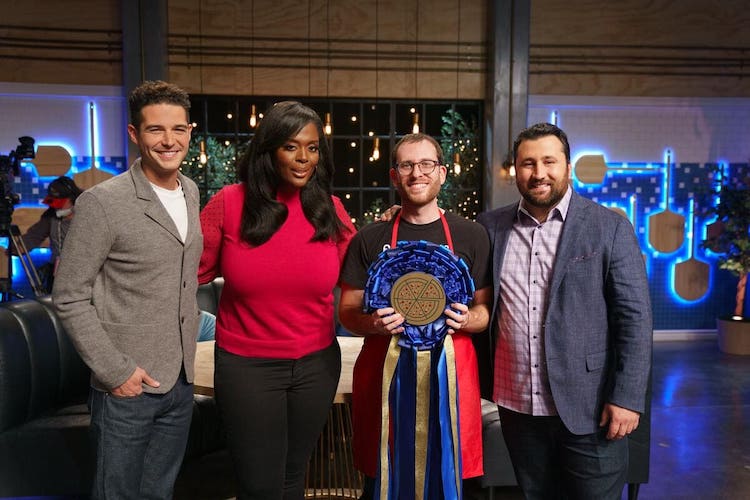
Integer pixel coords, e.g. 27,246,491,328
339,133,492,500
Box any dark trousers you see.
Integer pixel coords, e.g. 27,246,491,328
498,406,628,500
88,371,193,500
215,340,341,500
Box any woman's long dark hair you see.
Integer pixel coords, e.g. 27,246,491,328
236,101,349,246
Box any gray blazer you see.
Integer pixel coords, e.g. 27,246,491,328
476,190,652,434
53,160,203,393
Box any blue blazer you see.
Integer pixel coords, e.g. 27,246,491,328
476,191,652,434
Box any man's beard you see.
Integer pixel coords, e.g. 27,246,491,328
521,180,568,210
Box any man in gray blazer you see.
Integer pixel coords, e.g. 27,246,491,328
53,81,202,499
476,123,652,500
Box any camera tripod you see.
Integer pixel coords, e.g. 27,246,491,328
0,224,46,302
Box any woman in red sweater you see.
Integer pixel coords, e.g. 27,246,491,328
198,101,355,499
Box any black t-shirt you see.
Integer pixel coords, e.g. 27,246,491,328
341,211,491,292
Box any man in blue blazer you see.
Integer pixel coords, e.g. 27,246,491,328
476,123,652,499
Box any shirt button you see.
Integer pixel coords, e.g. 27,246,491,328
534,363,539,368
181,316,185,324
183,281,187,288
532,306,537,311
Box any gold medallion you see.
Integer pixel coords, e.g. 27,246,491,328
390,271,446,326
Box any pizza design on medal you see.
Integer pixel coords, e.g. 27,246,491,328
390,271,446,326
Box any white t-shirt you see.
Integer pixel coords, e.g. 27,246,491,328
151,181,188,242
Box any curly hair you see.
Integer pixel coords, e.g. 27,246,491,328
128,81,191,128
236,101,349,246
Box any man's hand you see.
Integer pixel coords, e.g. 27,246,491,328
378,204,401,222
371,307,405,335
111,366,160,397
599,403,640,440
444,302,470,334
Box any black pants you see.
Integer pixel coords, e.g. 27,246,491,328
215,340,341,500
498,406,628,500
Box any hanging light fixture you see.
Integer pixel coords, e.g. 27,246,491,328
199,140,208,165
453,152,461,175
249,104,257,128
411,0,420,134
323,0,333,137
324,112,333,135
370,0,380,158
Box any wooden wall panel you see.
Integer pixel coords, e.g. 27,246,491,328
529,0,750,97
0,0,121,86
166,0,487,99
3,0,749,99
531,0,750,47
1,1,119,29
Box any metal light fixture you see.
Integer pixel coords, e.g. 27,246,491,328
412,112,420,134
453,152,461,175
249,104,257,128
199,140,208,165
372,137,380,160
324,112,333,136
501,153,515,183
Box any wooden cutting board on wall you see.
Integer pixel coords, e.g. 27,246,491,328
74,167,113,191
30,146,71,177
648,152,685,253
674,200,709,301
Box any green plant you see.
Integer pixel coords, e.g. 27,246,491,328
438,109,481,219
181,135,239,207
700,164,750,318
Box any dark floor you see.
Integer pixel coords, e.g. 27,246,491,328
467,338,750,500
637,338,750,500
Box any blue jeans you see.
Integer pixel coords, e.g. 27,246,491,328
88,371,193,500
498,406,628,500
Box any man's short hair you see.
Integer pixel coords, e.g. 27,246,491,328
128,80,191,128
391,133,445,166
513,123,571,164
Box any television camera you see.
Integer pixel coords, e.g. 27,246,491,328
0,136,45,300
1,136,36,232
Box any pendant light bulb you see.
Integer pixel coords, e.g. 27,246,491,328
249,104,257,128
199,140,207,165
324,112,333,136
412,112,420,134
372,137,380,160
453,152,461,175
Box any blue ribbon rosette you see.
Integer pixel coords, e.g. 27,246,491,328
364,240,475,349
363,240,475,500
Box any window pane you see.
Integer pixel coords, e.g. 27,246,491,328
332,102,361,136
362,102,390,136
333,189,360,224
205,96,237,134
426,104,451,137
395,103,418,136
362,139,390,188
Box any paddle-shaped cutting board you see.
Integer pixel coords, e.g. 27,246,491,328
674,199,709,301
648,151,685,253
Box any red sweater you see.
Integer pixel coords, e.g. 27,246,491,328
199,183,355,359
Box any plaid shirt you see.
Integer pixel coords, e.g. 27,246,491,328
493,187,572,415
